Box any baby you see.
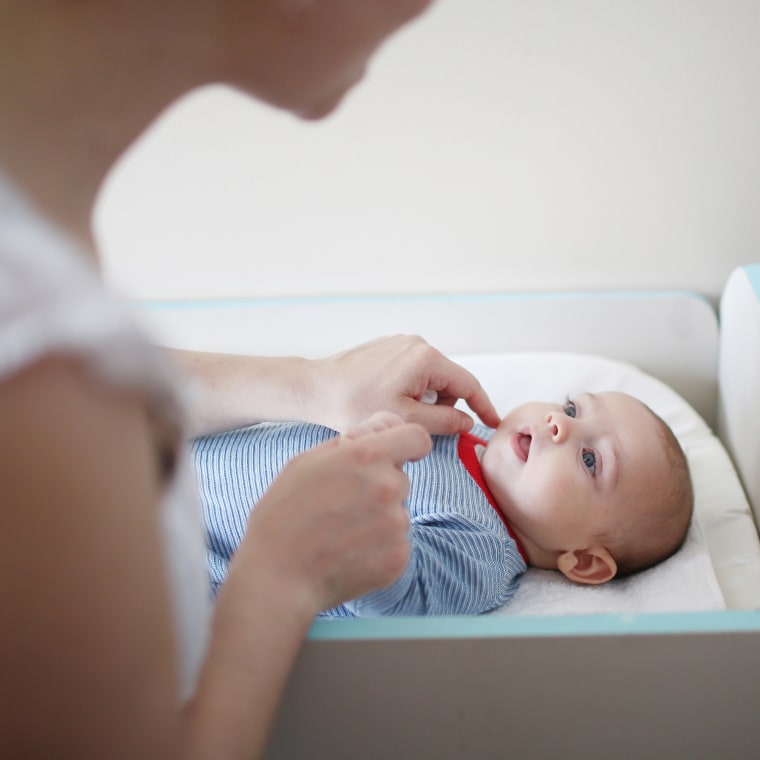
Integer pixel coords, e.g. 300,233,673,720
193,391,693,617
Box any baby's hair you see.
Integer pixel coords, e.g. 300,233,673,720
608,404,694,578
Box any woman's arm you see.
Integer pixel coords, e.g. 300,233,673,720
171,334,500,437
0,357,182,757
0,358,430,759
181,414,431,757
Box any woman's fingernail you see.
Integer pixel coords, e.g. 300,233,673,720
421,389,438,404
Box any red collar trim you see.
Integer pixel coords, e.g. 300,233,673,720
457,432,528,564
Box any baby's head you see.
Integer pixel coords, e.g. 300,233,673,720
480,391,693,585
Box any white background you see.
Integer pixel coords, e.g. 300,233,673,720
95,0,760,302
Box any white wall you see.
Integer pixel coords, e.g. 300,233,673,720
95,0,760,302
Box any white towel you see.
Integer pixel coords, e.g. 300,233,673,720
492,518,725,616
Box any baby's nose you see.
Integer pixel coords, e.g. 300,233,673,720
545,412,568,443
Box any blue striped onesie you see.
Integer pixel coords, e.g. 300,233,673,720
192,422,527,617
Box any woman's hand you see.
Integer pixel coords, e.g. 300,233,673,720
232,412,430,613
306,335,500,435
189,413,429,755
172,335,499,437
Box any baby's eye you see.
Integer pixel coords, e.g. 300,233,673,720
582,449,597,475
562,399,577,418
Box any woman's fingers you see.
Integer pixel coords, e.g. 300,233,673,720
241,419,431,612
312,334,500,433
341,411,407,440
419,356,501,430
343,417,432,467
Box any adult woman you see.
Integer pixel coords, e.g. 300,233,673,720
0,1,498,756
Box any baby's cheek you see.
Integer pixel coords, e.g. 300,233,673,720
530,474,568,512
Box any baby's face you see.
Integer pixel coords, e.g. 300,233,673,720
481,391,669,557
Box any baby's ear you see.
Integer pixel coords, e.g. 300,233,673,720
557,545,617,585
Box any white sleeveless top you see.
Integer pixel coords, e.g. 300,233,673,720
0,174,210,701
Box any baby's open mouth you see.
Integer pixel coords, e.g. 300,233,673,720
511,431,532,462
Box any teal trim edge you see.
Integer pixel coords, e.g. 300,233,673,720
307,609,760,641
743,263,760,300
133,289,712,312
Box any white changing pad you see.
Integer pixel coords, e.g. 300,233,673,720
499,520,721,615
451,351,760,615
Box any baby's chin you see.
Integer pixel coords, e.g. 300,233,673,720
479,453,512,509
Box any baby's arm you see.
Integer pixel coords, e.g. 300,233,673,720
336,516,524,617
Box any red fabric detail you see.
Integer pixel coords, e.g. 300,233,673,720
457,432,528,564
